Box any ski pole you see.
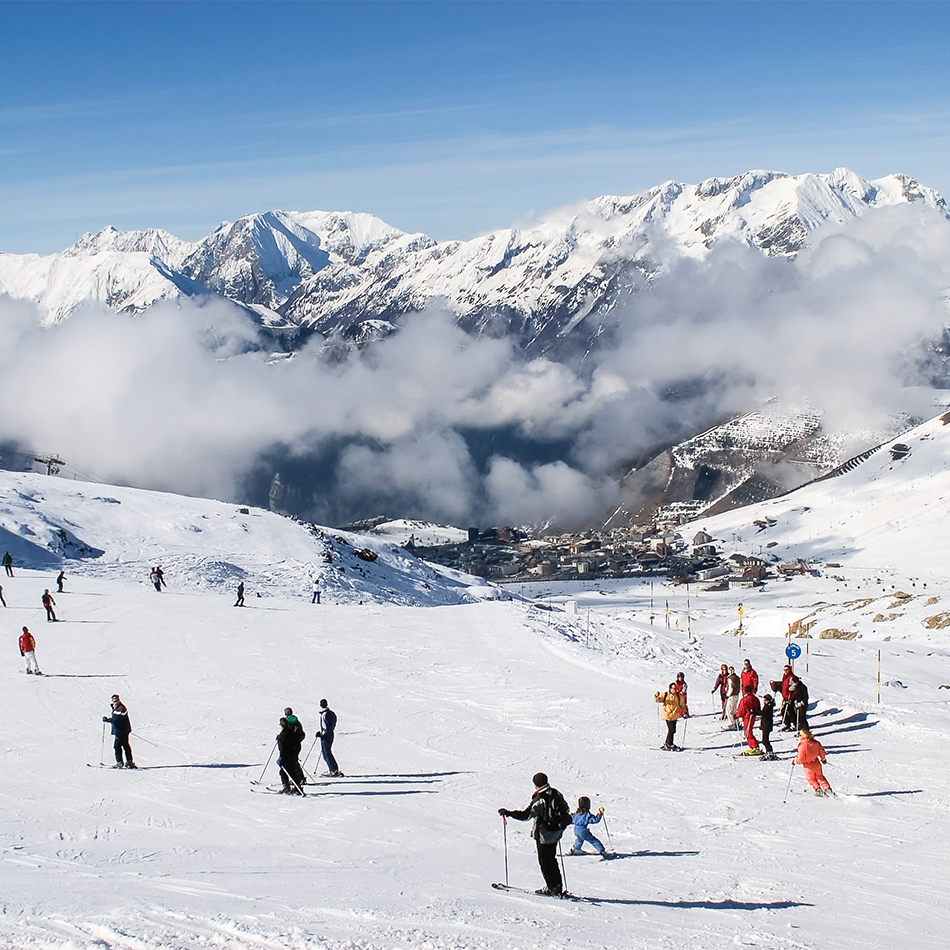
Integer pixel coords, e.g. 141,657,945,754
558,839,568,892
130,731,160,747
502,815,509,887
256,740,278,784
681,717,688,748
601,812,613,852
100,721,106,766
783,762,796,804
301,734,320,769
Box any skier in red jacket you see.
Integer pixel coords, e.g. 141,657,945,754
740,659,758,694
19,626,41,674
736,684,761,754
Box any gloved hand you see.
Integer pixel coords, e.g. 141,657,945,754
498,808,509,817
598,807,604,814
102,716,109,723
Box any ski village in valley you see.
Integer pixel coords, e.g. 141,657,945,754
5,4,950,944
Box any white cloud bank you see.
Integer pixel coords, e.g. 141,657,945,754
1,205,948,529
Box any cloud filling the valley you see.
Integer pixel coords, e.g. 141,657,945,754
1,205,948,529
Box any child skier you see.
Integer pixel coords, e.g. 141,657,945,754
794,728,833,796
570,797,611,859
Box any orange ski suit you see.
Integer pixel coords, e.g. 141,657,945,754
794,735,830,791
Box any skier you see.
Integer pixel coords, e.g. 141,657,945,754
570,796,609,858
673,671,690,717
724,666,741,728
2,551,13,576
789,676,810,731
0,583,6,607
760,693,777,759
276,716,305,793
655,682,687,750
56,570,66,593
735,684,762,754
103,694,135,768
711,663,729,719
311,577,321,604
19,626,41,674
740,658,759,694
317,698,342,776
150,566,166,592
42,589,57,622
777,664,796,731
234,581,245,607
284,706,305,742
498,772,571,896
793,728,833,796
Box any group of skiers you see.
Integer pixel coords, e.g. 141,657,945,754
498,773,612,896
274,699,342,793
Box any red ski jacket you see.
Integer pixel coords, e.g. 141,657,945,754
736,693,761,723
19,631,35,653
740,668,759,694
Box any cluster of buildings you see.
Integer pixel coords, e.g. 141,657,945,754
407,522,801,588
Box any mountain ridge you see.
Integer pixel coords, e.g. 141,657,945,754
1,168,944,350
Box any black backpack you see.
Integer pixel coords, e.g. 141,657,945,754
540,788,572,832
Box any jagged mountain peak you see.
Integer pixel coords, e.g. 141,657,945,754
63,225,194,264
1,167,946,342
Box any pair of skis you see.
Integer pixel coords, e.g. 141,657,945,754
491,882,583,901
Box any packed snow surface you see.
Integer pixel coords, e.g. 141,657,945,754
2,422,950,949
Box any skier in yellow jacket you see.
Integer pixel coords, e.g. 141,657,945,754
655,683,687,751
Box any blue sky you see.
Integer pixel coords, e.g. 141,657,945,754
2,0,950,253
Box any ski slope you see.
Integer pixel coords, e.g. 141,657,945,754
1,449,950,950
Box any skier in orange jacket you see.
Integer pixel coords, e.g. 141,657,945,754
794,728,833,796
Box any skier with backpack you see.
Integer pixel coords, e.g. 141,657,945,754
498,772,572,896
42,589,57,622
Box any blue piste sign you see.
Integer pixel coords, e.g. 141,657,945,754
785,643,802,660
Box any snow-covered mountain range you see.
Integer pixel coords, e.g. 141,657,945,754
2,168,944,350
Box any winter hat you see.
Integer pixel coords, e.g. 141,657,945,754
532,772,549,788
577,796,591,812
284,707,293,716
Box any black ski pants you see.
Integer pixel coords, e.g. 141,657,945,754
761,724,773,755
535,838,563,893
664,718,678,747
114,735,133,765
279,755,304,791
